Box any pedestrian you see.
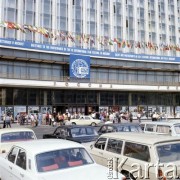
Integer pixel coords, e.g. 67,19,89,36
129,112,133,123
38,113,42,126
137,112,141,123
5,114,11,128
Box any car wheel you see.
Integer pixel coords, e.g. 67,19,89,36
91,122,96,126
121,170,136,180
72,122,76,125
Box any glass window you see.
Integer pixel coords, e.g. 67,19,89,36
174,125,180,134
16,149,26,170
124,142,150,162
8,147,19,163
156,125,171,134
28,89,40,105
14,89,27,105
36,148,93,172
106,139,123,154
94,138,107,150
145,124,156,132
157,143,180,163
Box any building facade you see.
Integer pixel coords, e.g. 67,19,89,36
0,0,180,118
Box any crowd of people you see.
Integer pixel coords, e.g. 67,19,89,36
0,110,168,128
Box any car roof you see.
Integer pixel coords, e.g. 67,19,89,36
140,121,180,126
0,128,35,134
101,123,140,127
56,125,95,129
14,139,85,155
100,132,180,145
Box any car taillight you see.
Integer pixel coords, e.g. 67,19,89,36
158,169,166,180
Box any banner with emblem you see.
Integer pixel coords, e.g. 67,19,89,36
70,54,90,79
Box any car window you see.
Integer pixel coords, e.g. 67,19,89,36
145,124,156,132
156,125,170,134
16,149,26,170
8,147,19,163
124,142,150,162
130,126,142,132
36,148,94,172
174,125,180,134
157,143,180,163
71,127,98,137
106,139,123,154
55,128,68,136
94,138,107,150
1,131,36,142
140,124,145,131
84,116,90,120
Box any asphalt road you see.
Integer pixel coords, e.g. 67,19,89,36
8,123,102,139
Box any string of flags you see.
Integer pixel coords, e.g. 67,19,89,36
0,21,180,51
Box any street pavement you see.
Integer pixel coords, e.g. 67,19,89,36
1,118,152,139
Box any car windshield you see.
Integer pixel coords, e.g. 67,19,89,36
1,131,36,143
157,143,180,163
71,127,98,137
174,124,180,134
36,148,94,172
116,125,142,132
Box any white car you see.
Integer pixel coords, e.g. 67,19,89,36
86,132,180,180
140,121,180,136
71,116,101,126
0,139,125,180
0,128,37,154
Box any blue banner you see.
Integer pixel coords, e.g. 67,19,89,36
0,38,180,63
70,54,90,79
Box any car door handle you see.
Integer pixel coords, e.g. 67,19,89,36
9,166,12,170
20,173,24,177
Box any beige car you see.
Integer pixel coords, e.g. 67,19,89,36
140,121,180,136
86,132,180,180
71,116,101,126
0,128,37,153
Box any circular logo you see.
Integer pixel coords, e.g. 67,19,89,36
71,59,89,78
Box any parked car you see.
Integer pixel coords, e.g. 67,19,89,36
0,128,37,154
71,116,101,126
98,123,143,135
43,125,99,143
0,139,126,180
86,132,180,179
140,121,180,136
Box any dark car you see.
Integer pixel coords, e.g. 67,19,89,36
98,123,143,135
43,125,99,143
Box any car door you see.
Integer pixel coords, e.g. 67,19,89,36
11,148,32,180
1,146,19,180
90,137,107,165
102,138,124,172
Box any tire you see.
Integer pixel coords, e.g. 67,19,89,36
72,122,76,125
91,122,96,126
121,170,136,180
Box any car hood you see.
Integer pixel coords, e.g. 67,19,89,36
39,164,124,180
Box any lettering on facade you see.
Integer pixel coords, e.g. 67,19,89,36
88,83,91,87
99,84,102,88
77,82,80,87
